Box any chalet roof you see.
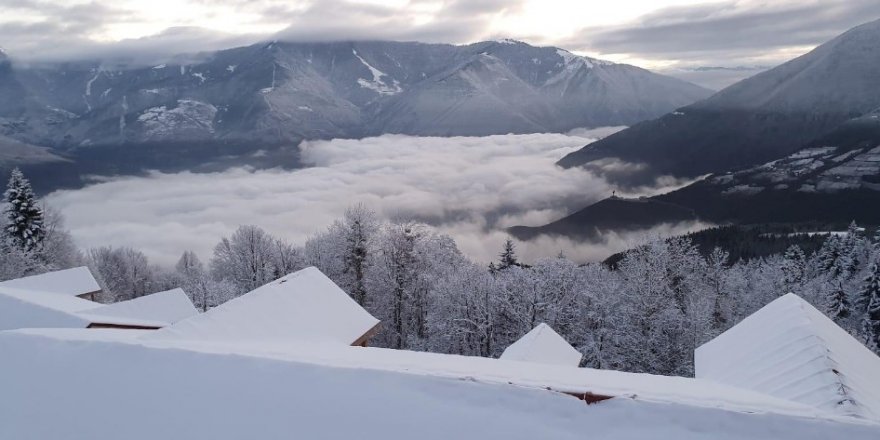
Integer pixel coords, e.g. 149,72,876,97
0,266,100,297
78,288,198,328
0,270,196,330
147,267,379,345
0,286,93,330
500,323,582,367
696,293,880,421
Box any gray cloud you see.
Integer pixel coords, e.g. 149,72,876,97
44,129,700,266
568,0,880,67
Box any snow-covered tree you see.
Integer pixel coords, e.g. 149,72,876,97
857,263,880,314
87,246,154,302
862,284,880,353
4,168,44,251
781,245,806,291
335,204,378,305
210,225,277,295
498,238,519,270
825,282,851,322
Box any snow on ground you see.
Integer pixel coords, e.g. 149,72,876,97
1,331,877,439
500,323,582,367
697,293,880,420
0,266,100,297
148,267,379,345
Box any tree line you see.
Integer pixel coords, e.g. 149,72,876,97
3,169,879,376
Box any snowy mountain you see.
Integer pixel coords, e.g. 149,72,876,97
558,18,880,185
0,40,710,151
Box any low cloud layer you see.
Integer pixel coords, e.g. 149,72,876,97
45,130,704,266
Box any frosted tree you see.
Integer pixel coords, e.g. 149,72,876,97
335,204,378,305
210,225,277,295
815,235,848,280
862,275,880,352
372,222,421,349
272,239,305,278
87,246,154,302
857,262,880,314
825,282,851,322
37,205,82,269
4,168,45,251
781,245,806,291
498,238,519,270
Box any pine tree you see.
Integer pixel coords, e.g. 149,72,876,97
825,282,851,321
498,238,518,270
862,284,880,352
857,262,880,313
816,235,846,280
4,168,44,251
781,245,805,290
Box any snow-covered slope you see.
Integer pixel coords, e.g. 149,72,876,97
696,293,880,420
500,323,582,367
0,330,877,439
0,40,709,149
148,267,379,345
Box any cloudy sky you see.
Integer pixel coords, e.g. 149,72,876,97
2,0,878,79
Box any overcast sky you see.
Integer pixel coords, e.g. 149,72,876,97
2,0,878,82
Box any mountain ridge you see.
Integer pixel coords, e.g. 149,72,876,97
0,39,710,151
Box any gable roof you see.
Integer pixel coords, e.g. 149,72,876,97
0,267,100,297
78,288,199,329
500,323,582,367
0,286,93,330
147,267,379,345
696,293,880,421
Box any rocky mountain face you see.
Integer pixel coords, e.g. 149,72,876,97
558,19,880,185
0,40,709,151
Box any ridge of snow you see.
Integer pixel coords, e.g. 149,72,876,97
500,323,582,367
353,49,402,95
696,293,880,421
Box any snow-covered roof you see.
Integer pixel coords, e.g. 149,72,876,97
0,286,93,330
148,267,379,345
696,293,880,421
500,323,582,367
0,267,100,297
1,330,877,439
78,288,198,328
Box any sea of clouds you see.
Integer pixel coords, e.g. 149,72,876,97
46,128,707,266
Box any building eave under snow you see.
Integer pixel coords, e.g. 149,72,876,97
696,293,880,421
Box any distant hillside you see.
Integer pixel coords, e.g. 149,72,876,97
558,19,880,185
